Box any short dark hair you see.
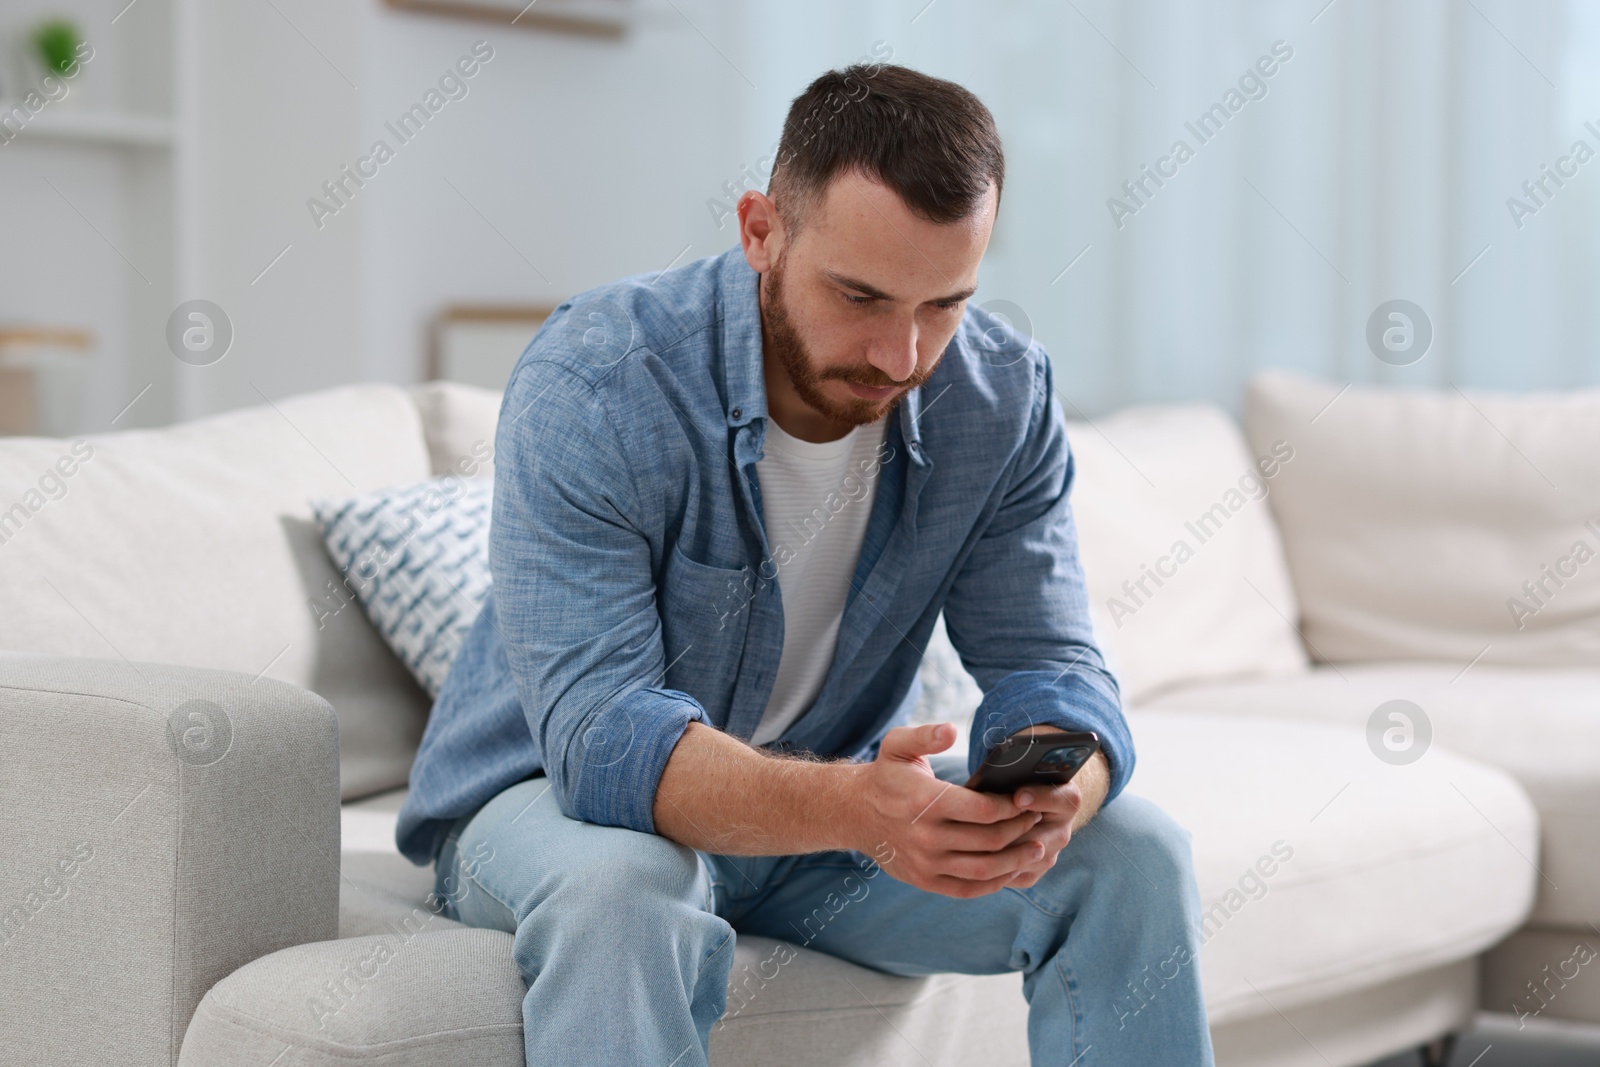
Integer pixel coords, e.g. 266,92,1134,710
768,63,1005,236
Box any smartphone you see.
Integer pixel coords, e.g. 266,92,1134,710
964,729,1100,795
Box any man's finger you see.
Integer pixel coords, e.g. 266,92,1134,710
938,835,1050,882
1010,816,1074,854
880,722,957,761
928,870,1020,898
933,810,1041,852
933,785,1025,825
1014,782,1083,814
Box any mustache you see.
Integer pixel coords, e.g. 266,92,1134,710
825,368,927,390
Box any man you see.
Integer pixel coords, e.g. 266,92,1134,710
397,63,1213,1066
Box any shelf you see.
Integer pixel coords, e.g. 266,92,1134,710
0,326,94,349
0,108,175,149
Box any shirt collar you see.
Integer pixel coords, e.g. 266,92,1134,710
717,247,767,429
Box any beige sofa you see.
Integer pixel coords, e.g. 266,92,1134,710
1,369,1589,1067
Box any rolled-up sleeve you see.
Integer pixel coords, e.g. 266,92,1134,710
942,354,1135,804
490,355,707,833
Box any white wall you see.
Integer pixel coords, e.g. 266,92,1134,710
181,0,796,414
355,1,757,386
186,0,363,418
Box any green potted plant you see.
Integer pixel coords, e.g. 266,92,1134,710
25,17,88,108
32,19,83,77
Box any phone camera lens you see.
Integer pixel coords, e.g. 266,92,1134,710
1040,746,1088,766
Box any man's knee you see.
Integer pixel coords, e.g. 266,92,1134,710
509,821,713,931
558,827,710,909
505,824,730,989
1076,793,1197,895
450,787,714,926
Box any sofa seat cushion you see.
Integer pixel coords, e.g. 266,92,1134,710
181,922,1030,1067
1127,710,1537,1024
0,383,437,800
178,928,526,1067
1139,665,1600,926
343,785,410,855
340,851,465,941
709,940,1026,1064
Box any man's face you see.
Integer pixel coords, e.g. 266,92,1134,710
754,172,997,430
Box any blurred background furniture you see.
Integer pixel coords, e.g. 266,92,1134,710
0,325,95,435
430,304,552,389
382,0,631,37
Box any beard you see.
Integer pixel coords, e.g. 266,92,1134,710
761,253,935,429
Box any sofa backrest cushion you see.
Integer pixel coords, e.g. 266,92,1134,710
0,384,436,799
1244,371,1600,667
1065,404,1310,703
409,381,501,480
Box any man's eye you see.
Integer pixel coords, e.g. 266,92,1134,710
842,292,874,306
936,300,965,311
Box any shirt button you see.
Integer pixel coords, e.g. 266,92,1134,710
731,407,743,420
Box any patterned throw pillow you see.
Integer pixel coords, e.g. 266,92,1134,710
310,476,493,698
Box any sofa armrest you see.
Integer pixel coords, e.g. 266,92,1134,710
0,654,341,1067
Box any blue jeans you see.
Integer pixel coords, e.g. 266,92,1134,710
433,755,1214,1066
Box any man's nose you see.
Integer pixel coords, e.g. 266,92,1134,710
868,320,919,383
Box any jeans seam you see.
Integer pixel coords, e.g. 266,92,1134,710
458,867,517,928
703,865,720,915
703,925,735,969
433,829,464,921
701,926,736,1025
1007,882,1073,920
439,836,517,929
1053,939,1085,1062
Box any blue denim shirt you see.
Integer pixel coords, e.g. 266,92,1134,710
395,245,1132,866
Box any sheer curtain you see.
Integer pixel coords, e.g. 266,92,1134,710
734,0,1599,415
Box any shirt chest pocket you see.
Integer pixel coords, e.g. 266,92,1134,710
657,545,753,715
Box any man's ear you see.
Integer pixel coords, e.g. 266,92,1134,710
738,190,784,273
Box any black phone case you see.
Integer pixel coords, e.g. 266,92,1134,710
964,730,1100,794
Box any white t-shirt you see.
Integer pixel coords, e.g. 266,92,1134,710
749,414,889,746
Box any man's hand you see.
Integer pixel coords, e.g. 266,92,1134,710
846,723,1049,898
846,722,1111,897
